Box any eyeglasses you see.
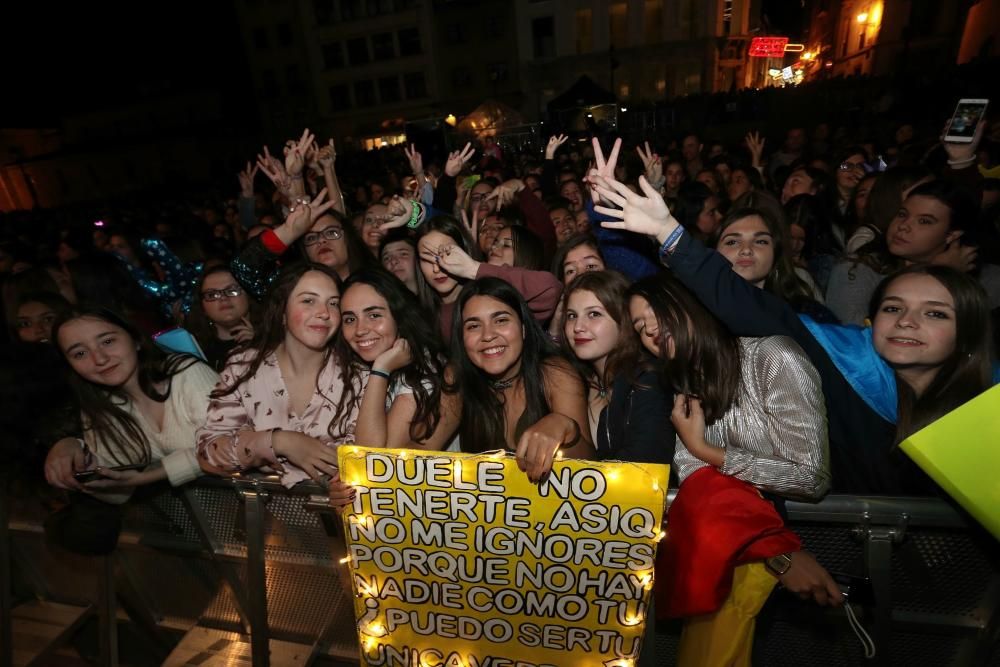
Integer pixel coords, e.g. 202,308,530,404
303,226,344,246
491,238,514,251
470,193,491,203
202,286,244,301
838,161,867,173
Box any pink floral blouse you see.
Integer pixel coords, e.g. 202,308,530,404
195,349,361,487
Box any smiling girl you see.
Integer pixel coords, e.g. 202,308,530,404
196,263,359,488
44,308,218,497
447,278,594,482
335,269,459,450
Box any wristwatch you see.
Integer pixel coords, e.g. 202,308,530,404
765,552,794,576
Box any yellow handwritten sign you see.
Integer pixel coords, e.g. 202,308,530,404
338,446,669,667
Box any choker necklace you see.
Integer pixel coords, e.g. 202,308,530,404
491,376,518,391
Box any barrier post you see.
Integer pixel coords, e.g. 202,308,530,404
0,479,11,667
97,554,118,667
238,481,271,667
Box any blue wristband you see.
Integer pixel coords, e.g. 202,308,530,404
659,225,685,257
370,368,391,381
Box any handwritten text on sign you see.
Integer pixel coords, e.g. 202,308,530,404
338,446,669,667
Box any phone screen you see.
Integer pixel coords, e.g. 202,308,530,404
948,100,988,140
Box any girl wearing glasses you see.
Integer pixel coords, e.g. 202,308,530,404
186,267,259,370
197,262,357,488
230,188,373,300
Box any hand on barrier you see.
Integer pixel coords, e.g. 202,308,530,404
777,550,845,607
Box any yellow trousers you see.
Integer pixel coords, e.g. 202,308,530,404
676,562,777,667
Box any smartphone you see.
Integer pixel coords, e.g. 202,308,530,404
944,99,989,143
830,571,875,606
74,463,148,484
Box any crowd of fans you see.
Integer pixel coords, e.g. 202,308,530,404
2,76,999,663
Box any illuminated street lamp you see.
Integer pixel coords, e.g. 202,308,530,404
856,12,869,23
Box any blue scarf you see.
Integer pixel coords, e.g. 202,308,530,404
799,315,899,423
799,315,1000,424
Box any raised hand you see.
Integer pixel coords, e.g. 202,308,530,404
230,316,255,344
942,118,985,166
460,207,480,244
636,141,663,188
317,139,337,169
545,134,569,160
257,145,291,193
584,137,622,204
284,128,317,178
378,195,414,231
430,244,480,280
445,142,476,177
745,131,766,168
404,143,424,176
488,178,525,208
280,187,337,239
238,161,259,198
592,174,677,244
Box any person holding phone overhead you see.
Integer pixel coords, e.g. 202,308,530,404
43,308,219,501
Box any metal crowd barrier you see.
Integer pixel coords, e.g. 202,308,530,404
2,475,998,666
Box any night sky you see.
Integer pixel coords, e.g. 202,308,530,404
3,3,251,126
5,1,804,127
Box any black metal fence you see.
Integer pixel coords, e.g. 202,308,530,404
2,476,998,666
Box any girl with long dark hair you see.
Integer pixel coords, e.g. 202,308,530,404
336,268,459,449
185,266,258,370
196,262,357,488
446,277,593,482
43,308,218,496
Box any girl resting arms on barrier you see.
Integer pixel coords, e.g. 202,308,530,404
44,308,218,498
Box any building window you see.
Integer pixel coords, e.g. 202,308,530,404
323,43,344,69
452,67,472,88
487,62,509,84
609,2,627,48
354,80,376,107
253,27,270,50
644,0,663,45
341,0,362,20
403,72,427,99
398,27,421,55
379,76,401,103
575,9,592,54
313,0,335,25
372,32,395,60
260,69,279,98
347,37,370,65
285,64,304,94
484,16,503,39
277,23,293,47
532,16,555,59
329,83,351,111
446,23,466,44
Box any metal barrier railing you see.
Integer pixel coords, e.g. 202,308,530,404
2,475,998,666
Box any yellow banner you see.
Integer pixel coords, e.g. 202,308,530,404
338,446,669,667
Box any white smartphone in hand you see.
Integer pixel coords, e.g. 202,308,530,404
944,99,988,143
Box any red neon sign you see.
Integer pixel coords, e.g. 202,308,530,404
749,37,789,58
